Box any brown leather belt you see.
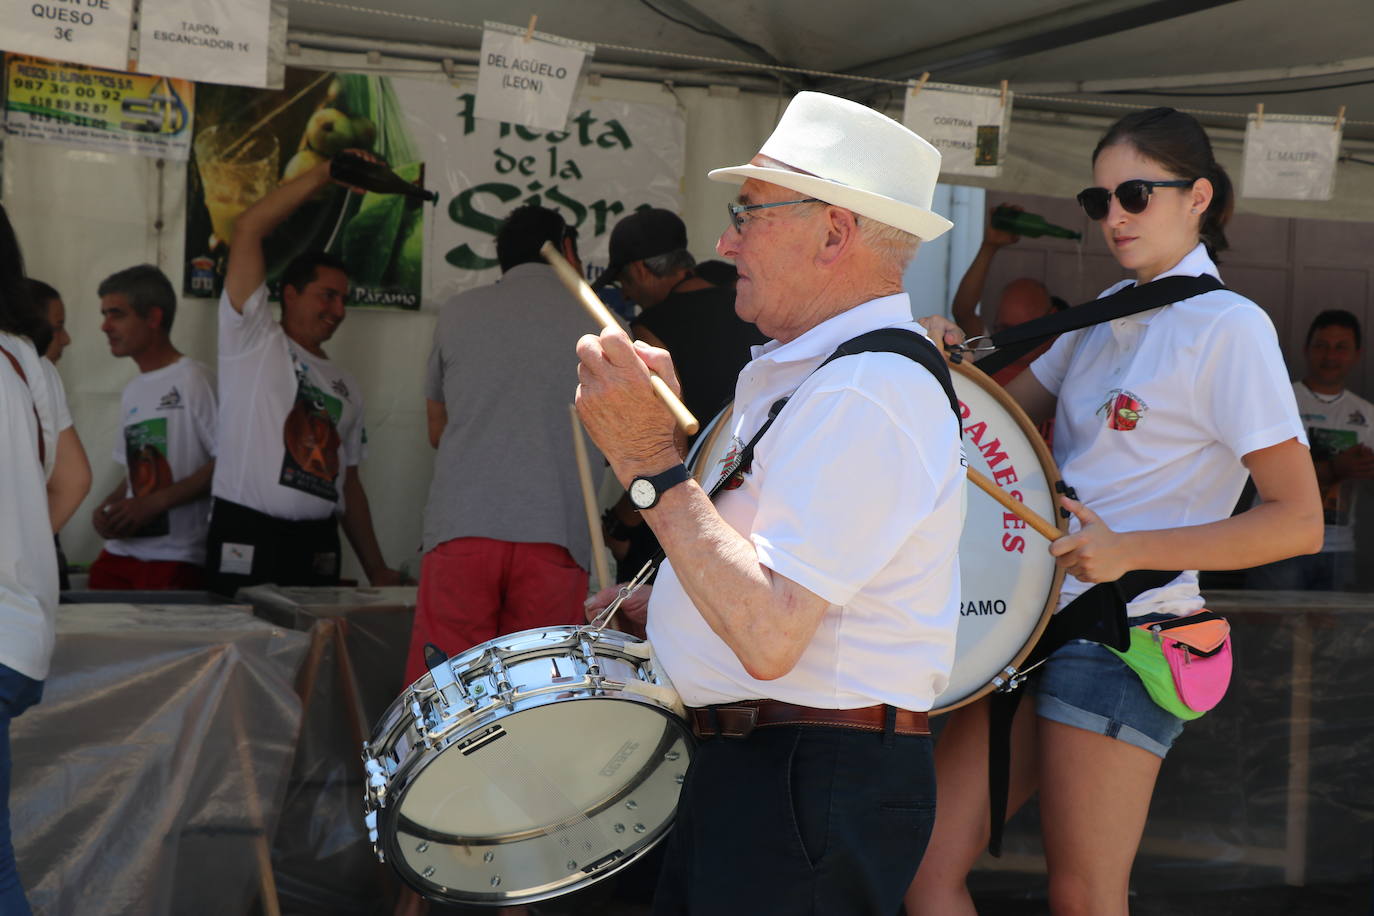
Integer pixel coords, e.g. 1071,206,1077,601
688,700,930,739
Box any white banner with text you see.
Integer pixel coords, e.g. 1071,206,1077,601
137,0,273,88
902,81,1013,178
0,0,134,71
474,22,592,132
1242,113,1341,201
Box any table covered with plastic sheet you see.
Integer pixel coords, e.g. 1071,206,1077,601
234,584,417,915
11,602,310,916
970,589,1374,899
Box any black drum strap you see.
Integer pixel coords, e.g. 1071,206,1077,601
971,275,1223,377
640,326,961,577
985,568,1181,855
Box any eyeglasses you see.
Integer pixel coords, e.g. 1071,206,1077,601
1076,179,1196,220
726,198,820,232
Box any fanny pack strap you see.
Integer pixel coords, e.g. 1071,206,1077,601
985,568,1181,855
971,275,1224,377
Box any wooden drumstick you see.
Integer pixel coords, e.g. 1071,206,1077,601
967,467,1062,542
570,404,612,592
541,241,700,435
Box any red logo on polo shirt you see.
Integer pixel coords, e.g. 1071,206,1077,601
1098,388,1148,431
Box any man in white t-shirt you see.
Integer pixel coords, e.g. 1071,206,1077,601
87,265,217,590
206,150,400,596
578,92,963,914
1249,309,1374,590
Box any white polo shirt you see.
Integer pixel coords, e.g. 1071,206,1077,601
1030,244,1305,617
647,294,965,711
0,332,60,681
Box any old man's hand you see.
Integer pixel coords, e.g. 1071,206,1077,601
576,327,682,484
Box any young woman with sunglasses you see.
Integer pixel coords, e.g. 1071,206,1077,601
908,108,1323,915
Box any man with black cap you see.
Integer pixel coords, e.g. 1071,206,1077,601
596,208,765,428
594,209,767,581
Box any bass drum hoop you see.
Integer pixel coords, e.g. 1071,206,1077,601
684,359,1066,716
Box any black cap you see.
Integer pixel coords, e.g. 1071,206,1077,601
593,208,688,289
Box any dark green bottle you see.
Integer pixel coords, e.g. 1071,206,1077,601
992,205,1081,240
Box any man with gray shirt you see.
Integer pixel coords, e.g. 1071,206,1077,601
405,205,601,684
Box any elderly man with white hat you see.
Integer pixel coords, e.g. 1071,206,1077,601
577,91,963,914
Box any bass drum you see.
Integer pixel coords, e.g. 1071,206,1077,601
362,626,692,906
686,360,1065,714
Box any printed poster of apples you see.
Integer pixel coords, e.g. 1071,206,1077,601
184,69,427,308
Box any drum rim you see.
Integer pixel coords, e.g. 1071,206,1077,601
933,359,1066,715
379,692,691,904
684,360,1067,716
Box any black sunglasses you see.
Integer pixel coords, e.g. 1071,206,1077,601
1076,179,1196,221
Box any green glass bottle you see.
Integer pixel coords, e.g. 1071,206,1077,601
991,205,1081,240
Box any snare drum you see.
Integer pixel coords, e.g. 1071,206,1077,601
687,360,1066,714
362,626,692,906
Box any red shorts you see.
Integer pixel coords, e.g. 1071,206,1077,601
404,537,588,684
87,549,207,591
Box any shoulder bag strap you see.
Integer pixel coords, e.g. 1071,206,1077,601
973,274,1224,377
0,343,46,467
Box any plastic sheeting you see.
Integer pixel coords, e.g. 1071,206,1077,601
236,585,416,915
10,603,310,916
969,589,1374,900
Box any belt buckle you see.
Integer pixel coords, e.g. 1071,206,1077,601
714,704,759,738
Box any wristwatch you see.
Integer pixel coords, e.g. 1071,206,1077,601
628,464,690,510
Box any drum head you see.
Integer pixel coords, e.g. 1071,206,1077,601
933,362,1064,712
687,362,1064,715
380,632,693,906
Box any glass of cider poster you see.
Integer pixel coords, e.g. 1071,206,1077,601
193,125,280,247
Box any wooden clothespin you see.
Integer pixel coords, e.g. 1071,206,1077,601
1256,102,1264,127
1000,79,1009,108
910,72,930,98
1335,105,1346,133
524,15,538,41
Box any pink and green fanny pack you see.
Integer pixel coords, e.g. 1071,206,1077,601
1108,609,1233,721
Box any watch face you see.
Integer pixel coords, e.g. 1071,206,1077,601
630,478,657,509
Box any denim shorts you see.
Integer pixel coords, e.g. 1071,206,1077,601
1030,623,1186,758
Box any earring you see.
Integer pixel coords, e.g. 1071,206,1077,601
1190,208,1198,214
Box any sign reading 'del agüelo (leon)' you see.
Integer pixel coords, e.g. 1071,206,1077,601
1242,112,1341,201
4,53,195,159
183,68,683,311
902,81,1013,179
0,0,134,71
475,22,592,132
136,0,273,89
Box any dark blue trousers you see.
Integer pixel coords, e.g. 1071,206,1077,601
0,663,43,916
653,724,935,915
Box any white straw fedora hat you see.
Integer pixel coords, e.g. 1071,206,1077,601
708,91,953,242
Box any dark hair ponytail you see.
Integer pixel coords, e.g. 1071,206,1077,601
1093,107,1234,261
0,203,45,344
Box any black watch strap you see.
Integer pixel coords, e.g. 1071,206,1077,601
630,464,690,509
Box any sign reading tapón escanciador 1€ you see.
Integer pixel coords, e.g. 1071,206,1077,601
136,0,273,89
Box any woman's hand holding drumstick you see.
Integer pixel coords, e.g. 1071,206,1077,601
541,241,699,436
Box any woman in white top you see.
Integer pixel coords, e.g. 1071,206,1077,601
907,108,1323,916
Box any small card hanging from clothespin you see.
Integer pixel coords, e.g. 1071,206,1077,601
909,72,931,99
1242,109,1340,201
903,79,1014,177
475,19,594,131
1256,102,1264,127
